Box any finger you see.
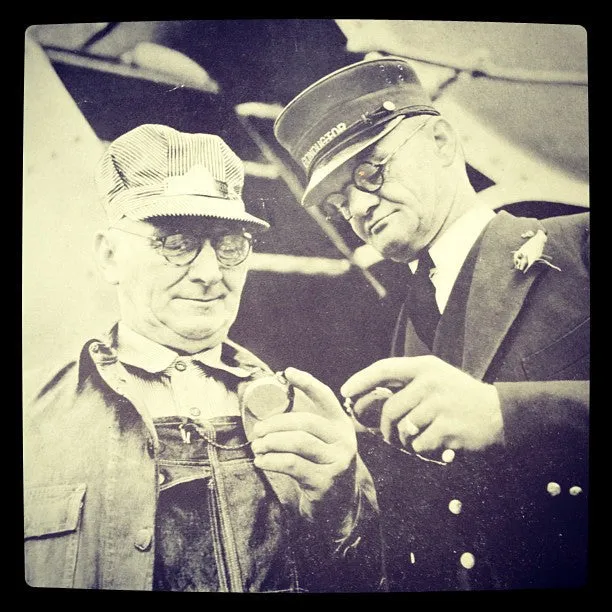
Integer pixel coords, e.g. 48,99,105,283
253,451,325,489
379,382,425,442
251,410,339,445
397,414,420,447
411,420,448,454
251,430,334,464
395,399,439,446
283,367,346,421
340,357,429,399
404,400,436,430
351,387,393,428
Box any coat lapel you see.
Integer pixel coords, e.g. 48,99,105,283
391,302,431,357
461,211,548,380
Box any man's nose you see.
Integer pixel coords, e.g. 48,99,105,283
345,185,380,220
186,241,223,284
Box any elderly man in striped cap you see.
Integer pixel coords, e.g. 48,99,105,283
23,124,385,593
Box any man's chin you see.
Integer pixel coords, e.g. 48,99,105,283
178,326,227,343
375,239,413,263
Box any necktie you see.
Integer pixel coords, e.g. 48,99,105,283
407,251,440,350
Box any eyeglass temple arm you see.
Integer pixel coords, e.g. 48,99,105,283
109,226,163,245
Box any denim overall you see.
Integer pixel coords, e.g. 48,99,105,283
152,415,301,592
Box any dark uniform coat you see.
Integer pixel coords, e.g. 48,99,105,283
358,210,589,591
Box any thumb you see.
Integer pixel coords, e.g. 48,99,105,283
284,367,347,421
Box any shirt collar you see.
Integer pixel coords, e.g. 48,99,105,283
116,322,252,378
430,205,494,270
409,206,495,310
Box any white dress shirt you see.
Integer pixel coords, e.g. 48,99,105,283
409,206,496,314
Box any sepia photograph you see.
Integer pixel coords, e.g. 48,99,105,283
22,19,590,595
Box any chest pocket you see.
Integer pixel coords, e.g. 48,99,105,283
24,483,86,588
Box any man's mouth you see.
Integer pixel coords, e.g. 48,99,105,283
178,295,224,303
368,212,395,236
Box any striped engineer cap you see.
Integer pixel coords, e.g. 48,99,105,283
95,124,270,229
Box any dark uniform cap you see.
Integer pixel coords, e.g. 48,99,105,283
274,57,440,209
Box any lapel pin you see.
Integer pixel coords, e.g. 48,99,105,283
512,228,561,273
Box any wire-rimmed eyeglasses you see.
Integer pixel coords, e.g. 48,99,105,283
110,226,253,267
322,118,431,222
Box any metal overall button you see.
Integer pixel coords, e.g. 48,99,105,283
134,527,153,552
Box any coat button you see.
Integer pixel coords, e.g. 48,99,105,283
158,470,168,485
442,449,455,463
189,407,201,417
134,528,153,551
175,361,187,371
569,486,583,496
547,482,562,496
460,552,475,570
448,499,463,515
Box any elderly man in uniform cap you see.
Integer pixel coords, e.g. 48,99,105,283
23,124,385,593
274,58,589,591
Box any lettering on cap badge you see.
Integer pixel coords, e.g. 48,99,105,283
301,122,347,170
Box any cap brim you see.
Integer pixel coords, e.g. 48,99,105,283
122,194,270,230
301,115,405,209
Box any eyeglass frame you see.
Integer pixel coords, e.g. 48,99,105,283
322,117,431,222
109,225,254,268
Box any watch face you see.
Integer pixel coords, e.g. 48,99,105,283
242,375,293,420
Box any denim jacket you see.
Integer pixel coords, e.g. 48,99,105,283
23,328,385,592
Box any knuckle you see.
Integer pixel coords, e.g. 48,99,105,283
422,355,438,367
437,416,456,438
421,375,437,393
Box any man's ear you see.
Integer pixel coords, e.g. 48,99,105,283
431,117,458,167
94,230,120,286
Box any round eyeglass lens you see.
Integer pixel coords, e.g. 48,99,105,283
163,234,200,264
323,192,351,220
214,234,251,266
353,162,384,192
